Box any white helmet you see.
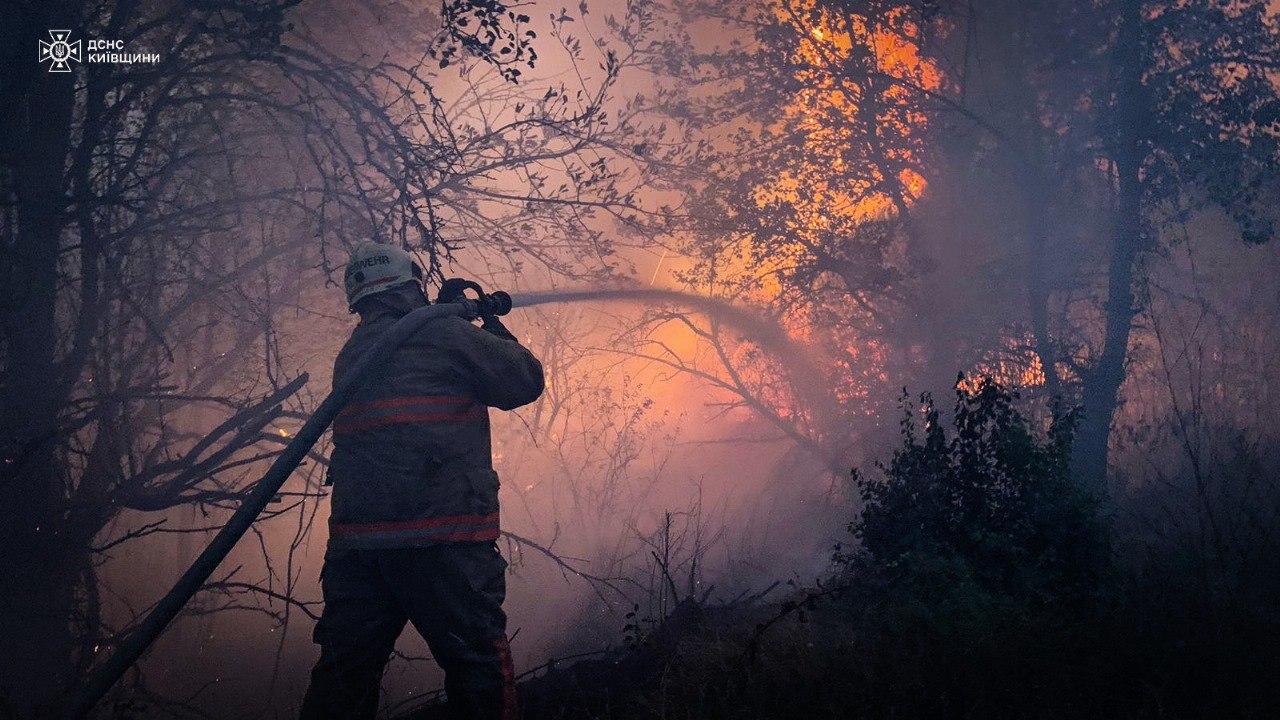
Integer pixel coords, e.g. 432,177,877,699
343,241,421,310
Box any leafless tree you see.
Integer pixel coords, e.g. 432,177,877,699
1,0,685,711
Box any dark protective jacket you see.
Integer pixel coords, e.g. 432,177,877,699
326,288,543,549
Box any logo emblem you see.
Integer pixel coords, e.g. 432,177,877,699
39,30,81,73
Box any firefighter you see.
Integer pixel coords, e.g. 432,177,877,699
300,241,543,720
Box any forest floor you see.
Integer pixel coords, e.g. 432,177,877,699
395,576,1280,720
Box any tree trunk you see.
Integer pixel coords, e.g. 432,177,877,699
1071,0,1145,493
0,1,81,712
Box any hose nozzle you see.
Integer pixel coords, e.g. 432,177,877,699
480,290,512,317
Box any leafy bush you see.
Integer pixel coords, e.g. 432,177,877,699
844,377,1109,609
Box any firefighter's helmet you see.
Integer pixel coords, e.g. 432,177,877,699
343,241,422,310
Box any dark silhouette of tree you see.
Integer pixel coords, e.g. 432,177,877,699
901,0,1280,488
0,0,677,711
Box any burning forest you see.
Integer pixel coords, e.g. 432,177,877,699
2,0,1279,718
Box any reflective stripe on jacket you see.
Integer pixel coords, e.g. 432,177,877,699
326,300,543,549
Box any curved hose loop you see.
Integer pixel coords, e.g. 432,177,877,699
62,301,476,719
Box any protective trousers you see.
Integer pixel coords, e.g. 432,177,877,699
299,543,516,720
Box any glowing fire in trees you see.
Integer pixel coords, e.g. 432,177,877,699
961,332,1049,392
705,2,944,418
774,1,936,212
743,4,1048,397
682,3,1038,432
741,0,940,304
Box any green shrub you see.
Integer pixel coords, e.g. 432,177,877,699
844,376,1109,610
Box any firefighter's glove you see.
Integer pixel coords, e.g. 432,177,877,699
481,314,518,342
436,278,481,320
437,278,473,305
